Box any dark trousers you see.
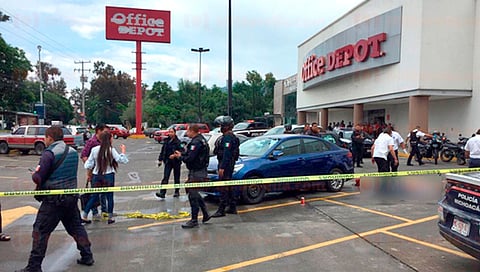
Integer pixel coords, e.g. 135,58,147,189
352,144,363,166
407,144,422,165
469,158,480,168
388,150,399,172
27,195,92,270
187,169,208,221
85,173,115,217
374,157,390,172
217,166,236,211
160,162,181,196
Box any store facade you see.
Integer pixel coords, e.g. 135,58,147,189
294,0,479,137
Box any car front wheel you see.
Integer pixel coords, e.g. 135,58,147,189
326,168,345,192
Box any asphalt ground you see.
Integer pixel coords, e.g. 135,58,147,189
1,137,479,271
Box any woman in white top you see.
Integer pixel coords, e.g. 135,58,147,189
83,131,128,224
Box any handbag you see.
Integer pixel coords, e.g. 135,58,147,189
34,145,69,202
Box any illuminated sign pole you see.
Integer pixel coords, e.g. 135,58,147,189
106,6,171,135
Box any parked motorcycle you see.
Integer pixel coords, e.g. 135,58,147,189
440,134,468,165
417,135,442,165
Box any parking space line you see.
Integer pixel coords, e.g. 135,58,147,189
3,206,38,227
0,176,18,179
322,199,414,223
382,230,475,260
206,215,438,272
128,192,359,230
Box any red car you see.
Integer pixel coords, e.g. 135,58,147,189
154,123,210,143
107,125,130,139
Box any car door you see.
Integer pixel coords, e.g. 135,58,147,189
9,127,26,148
24,126,39,149
262,138,303,178
302,138,334,175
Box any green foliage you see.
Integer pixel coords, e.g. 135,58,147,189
43,92,74,123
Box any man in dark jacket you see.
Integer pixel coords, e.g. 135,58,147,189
17,126,93,272
174,124,211,228
351,124,365,168
212,116,240,217
156,128,183,199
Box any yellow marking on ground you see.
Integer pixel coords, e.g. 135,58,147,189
2,206,38,227
128,192,358,230
322,198,414,223
0,176,18,179
382,230,476,260
206,215,438,272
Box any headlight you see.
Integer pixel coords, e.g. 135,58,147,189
234,164,244,173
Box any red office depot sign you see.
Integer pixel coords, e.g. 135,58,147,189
302,33,386,83
106,6,171,43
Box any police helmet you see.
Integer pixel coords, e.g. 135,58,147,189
284,124,292,131
214,115,234,128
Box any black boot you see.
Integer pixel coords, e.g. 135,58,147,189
225,206,238,214
173,190,180,197
181,219,199,228
211,208,226,217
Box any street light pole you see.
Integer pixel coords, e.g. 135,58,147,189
37,45,44,125
37,45,43,105
191,47,209,122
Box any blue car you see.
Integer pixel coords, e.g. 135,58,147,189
438,172,480,259
206,134,354,204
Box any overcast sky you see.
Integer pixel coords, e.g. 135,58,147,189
0,0,364,90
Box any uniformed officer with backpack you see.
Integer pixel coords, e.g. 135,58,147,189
212,116,240,217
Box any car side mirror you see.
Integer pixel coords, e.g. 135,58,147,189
269,150,284,160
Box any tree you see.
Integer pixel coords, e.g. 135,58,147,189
43,92,74,124
0,36,33,111
88,61,135,124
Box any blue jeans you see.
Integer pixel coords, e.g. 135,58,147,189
85,173,115,217
469,158,480,168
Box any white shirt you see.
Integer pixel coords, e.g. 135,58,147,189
465,135,480,159
85,146,129,175
391,131,404,150
406,129,425,139
373,132,394,160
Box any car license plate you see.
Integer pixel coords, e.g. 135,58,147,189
451,217,470,237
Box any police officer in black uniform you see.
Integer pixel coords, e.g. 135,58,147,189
174,124,211,228
351,124,365,168
17,126,93,272
407,126,427,166
156,128,183,199
212,116,240,217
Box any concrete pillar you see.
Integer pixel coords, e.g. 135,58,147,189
298,111,306,124
320,109,328,129
353,104,364,126
408,96,429,131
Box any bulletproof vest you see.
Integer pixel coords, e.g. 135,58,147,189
409,131,419,145
44,142,78,190
187,135,209,170
215,133,240,163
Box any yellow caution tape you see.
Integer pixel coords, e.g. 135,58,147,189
121,210,190,220
1,167,480,198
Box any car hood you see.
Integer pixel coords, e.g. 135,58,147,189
207,155,253,171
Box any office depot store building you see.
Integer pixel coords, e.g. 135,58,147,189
296,0,480,137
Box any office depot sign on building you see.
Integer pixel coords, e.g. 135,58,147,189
301,7,401,90
106,6,171,43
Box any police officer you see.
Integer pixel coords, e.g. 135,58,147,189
212,116,240,217
17,126,93,272
174,124,211,228
351,124,365,168
406,126,429,166
156,128,183,199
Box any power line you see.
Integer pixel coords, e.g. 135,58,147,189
0,7,82,61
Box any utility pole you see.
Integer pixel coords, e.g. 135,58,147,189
74,60,91,124
37,45,44,125
191,47,210,122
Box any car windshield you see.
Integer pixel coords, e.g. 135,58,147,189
233,123,249,130
240,137,280,157
342,130,353,139
263,126,285,136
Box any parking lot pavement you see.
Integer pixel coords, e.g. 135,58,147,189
1,139,479,271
